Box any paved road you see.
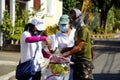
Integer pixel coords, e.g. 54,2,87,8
93,48,120,80
0,39,120,80
0,51,20,80
92,39,120,80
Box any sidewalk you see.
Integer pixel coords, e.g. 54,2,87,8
0,51,20,80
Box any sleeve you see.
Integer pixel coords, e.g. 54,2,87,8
25,36,47,43
77,27,88,41
48,34,58,51
42,49,51,58
21,31,31,43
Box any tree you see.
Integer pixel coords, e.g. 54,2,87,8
114,0,120,9
63,0,79,14
12,3,29,43
2,10,12,41
2,3,29,44
91,0,120,32
81,0,92,23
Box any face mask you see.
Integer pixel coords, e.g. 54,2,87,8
70,16,84,29
59,25,69,32
34,31,41,36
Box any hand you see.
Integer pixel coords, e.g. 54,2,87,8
45,38,51,45
58,56,70,63
49,56,58,63
50,56,70,64
62,51,70,58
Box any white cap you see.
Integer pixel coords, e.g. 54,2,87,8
31,18,46,31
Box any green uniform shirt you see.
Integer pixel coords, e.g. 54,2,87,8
72,26,92,61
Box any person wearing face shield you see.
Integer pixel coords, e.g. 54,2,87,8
62,8,94,80
69,8,85,28
45,14,76,80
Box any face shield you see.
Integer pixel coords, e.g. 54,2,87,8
69,8,85,28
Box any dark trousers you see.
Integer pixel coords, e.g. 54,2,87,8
31,71,41,80
72,61,94,80
18,71,41,80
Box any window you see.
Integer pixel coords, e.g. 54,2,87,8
34,0,41,10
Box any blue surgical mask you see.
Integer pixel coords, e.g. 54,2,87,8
59,25,69,32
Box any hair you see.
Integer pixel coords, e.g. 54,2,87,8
69,10,76,15
24,23,35,31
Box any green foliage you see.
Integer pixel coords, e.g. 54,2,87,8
112,9,120,32
91,0,114,12
85,24,93,33
2,10,12,40
91,0,114,31
113,20,120,33
2,3,29,43
93,26,104,34
45,25,59,36
29,3,46,19
2,3,46,44
50,64,68,75
106,8,115,33
87,2,99,13
114,9,120,20
11,3,29,41
63,0,80,14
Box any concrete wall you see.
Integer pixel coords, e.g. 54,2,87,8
44,0,63,26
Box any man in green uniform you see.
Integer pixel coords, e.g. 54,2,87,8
62,8,94,80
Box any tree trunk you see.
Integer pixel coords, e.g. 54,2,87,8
100,11,108,33
81,0,91,21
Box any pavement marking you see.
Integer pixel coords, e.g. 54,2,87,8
0,60,18,66
0,71,16,80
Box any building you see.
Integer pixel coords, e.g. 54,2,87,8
0,0,63,47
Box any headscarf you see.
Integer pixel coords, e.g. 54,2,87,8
70,8,85,28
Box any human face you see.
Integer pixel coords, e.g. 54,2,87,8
33,26,43,36
69,13,76,21
29,25,41,36
34,30,42,36
59,24,70,33
28,25,36,35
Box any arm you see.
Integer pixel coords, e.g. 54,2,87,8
61,47,74,54
42,49,52,58
25,36,46,43
62,40,84,58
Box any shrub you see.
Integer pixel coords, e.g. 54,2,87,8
45,25,59,36
93,26,104,34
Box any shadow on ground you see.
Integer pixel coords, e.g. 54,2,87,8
93,73,120,80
